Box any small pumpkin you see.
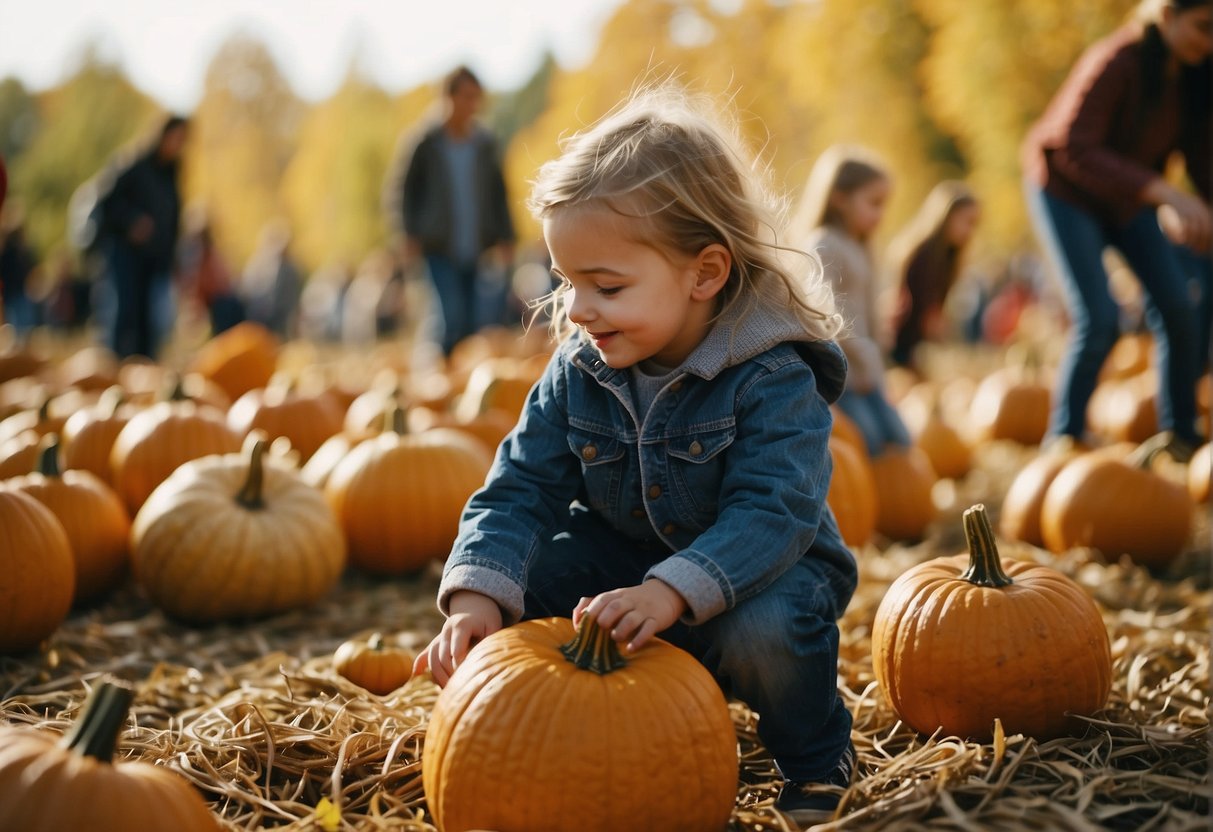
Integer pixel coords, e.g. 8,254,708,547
61,386,137,484
227,377,344,463
912,402,971,480
998,443,1086,548
1040,443,1194,567
333,632,415,695
423,616,738,832
56,344,120,392
325,409,492,574
7,437,130,603
872,504,1111,740
0,489,74,653
110,387,242,514
453,356,546,422
189,320,279,401
0,680,222,831
0,397,67,445
131,439,347,622
1087,369,1156,443
0,428,40,479
1189,443,1210,504
827,436,878,548
870,445,938,541
968,350,1051,446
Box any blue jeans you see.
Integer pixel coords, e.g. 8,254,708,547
1026,185,1203,443
522,506,856,782
424,254,511,355
836,389,912,457
98,239,175,360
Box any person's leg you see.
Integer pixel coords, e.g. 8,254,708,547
424,254,473,356
105,241,139,359
688,555,856,782
1025,185,1121,440
1115,212,1204,444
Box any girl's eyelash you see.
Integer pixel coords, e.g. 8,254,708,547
598,286,622,296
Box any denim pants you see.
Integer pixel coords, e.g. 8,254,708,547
424,254,511,355
98,240,175,360
836,389,912,457
1025,185,1204,443
522,506,857,782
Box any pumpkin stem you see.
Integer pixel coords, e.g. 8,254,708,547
60,680,135,763
960,504,1014,587
236,439,268,510
163,372,188,402
36,434,62,477
560,616,627,675
386,405,407,436
368,633,385,651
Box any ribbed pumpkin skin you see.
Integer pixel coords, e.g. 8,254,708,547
111,401,243,514
1040,453,1193,566
423,617,738,832
7,469,131,603
870,446,937,541
131,449,346,622
998,449,1081,548
969,369,1050,445
333,633,414,695
227,388,344,462
915,416,971,480
872,555,1111,740
325,429,491,574
827,436,877,547
0,702,221,831
61,402,134,484
0,490,74,652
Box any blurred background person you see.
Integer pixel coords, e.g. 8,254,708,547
0,206,37,335
177,204,244,337
888,180,982,372
384,65,516,356
91,114,189,359
241,219,303,340
1021,0,1211,459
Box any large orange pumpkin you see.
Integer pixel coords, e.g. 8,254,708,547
0,489,74,653
131,439,346,622
870,446,937,541
0,680,222,831
1040,445,1194,567
227,380,344,463
110,396,242,514
827,436,877,547
7,437,130,604
189,320,279,401
325,412,492,574
872,504,1111,740
422,616,738,832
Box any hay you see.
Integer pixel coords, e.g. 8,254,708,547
1,442,1209,831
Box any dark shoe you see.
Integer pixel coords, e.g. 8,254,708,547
774,742,856,828
1138,430,1200,464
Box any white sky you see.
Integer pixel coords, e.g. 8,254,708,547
0,0,626,107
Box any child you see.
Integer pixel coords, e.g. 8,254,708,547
794,145,910,457
888,181,981,371
414,86,859,827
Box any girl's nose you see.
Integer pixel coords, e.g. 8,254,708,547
565,289,594,324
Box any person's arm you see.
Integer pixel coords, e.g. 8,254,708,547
437,346,584,625
643,354,837,625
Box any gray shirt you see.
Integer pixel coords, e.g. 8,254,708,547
440,134,480,266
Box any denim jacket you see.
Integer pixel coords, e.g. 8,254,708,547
439,289,854,625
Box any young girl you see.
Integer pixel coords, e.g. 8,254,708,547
888,181,981,371
1022,0,1211,460
414,87,858,826
793,145,910,457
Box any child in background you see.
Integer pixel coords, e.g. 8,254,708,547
888,181,981,371
414,86,858,827
793,145,910,457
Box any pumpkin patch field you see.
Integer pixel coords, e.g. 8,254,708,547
0,324,1208,831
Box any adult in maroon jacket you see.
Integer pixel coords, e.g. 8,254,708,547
1022,0,1211,460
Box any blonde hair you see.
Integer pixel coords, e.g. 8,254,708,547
790,145,889,239
528,85,840,342
887,180,978,289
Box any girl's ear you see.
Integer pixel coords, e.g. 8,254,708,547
691,244,731,301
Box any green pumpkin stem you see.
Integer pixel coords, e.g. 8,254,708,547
960,504,1013,588
164,372,188,402
36,434,62,477
60,680,135,763
236,439,268,510
560,616,627,675
386,405,407,436
368,633,385,651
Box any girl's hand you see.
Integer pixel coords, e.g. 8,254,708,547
573,579,688,653
1148,181,1212,253
413,591,503,687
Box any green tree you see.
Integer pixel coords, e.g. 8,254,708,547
0,77,40,163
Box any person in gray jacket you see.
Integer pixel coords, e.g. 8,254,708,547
385,66,515,355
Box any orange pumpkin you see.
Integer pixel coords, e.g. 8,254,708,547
914,406,971,480
110,395,242,515
7,437,130,603
227,379,344,463
827,436,878,547
968,357,1051,446
423,616,737,832
830,405,868,458
325,411,492,574
0,680,222,831
1189,443,1210,504
0,326,45,383
1088,370,1156,443
0,489,74,653
61,386,137,484
56,344,120,392
870,446,937,541
998,444,1086,548
0,428,40,479
409,405,516,457
1040,445,1194,567
189,320,279,401
0,397,67,445
453,356,546,422
333,632,415,695
872,504,1111,740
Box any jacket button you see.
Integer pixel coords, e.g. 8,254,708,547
631,508,646,518
662,523,676,535
581,444,598,461
648,485,663,499
689,440,703,456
